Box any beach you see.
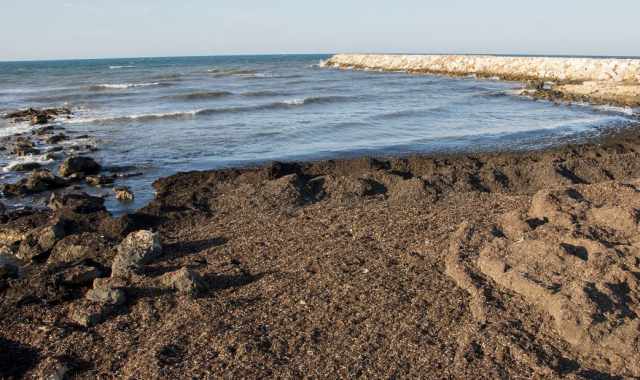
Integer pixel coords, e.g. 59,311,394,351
2,55,640,378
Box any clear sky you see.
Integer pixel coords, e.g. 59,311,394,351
2,0,639,61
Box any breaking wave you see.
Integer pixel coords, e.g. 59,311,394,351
88,82,168,90
64,96,356,125
109,65,136,70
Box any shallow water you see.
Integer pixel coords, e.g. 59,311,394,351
0,54,638,213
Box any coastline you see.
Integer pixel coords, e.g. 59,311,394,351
2,55,640,377
4,122,640,377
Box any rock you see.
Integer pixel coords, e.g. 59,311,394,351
16,234,45,261
111,230,162,277
45,133,67,144
161,267,204,296
59,265,103,285
86,175,114,187
16,222,66,261
0,253,19,279
8,162,42,172
31,114,49,125
34,125,55,135
59,156,101,177
85,280,126,306
69,301,108,327
48,192,106,214
0,201,5,215
11,140,40,156
24,170,68,193
38,222,67,251
6,107,71,123
114,186,134,202
48,233,109,265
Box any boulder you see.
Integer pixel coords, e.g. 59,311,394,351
111,230,162,277
24,170,68,193
16,222,66,261
48,233,109,265
161,267,204,296
59,156,101,177
85,280,126,306
48,192,106,214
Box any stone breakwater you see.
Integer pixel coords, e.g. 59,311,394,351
323,54,640,106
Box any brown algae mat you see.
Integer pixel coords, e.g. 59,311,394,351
5,129,640,378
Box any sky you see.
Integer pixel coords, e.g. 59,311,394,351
1,0,640,61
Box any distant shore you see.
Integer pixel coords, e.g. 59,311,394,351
323,54,640,107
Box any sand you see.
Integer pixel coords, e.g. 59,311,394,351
3,126,640,378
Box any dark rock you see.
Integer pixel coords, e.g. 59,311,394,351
111,230,162,278
16,222,66,261
34,125,55,135
5,107,71,123
45,133,67,144
0,253,19,279
59,156,101,177
114,186,134,202
265,161,301,179
24,170,68,193
48,233,109,265
0,201,5,215
31,114,49,125
48,192,106,214
9,162,42,172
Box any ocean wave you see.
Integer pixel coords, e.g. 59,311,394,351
88,82,167,90
280,95,356,106
170,91,233,101
64,96,356,125
109,65,136,69
206,68,257,77
241,90,289,97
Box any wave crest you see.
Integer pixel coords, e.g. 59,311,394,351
170,91,233,101
88,82,167,90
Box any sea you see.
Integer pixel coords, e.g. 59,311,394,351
1,54,638,213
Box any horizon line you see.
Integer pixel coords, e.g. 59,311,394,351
2,51,640,64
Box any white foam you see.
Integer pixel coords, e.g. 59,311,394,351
282,99,305,106
595,104,636,116
109,65,136,69
0,122,34,138
91,82,160,90
3,155,54,173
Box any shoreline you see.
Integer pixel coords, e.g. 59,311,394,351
4,121,640,376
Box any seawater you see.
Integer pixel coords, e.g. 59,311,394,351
0,54,638,213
